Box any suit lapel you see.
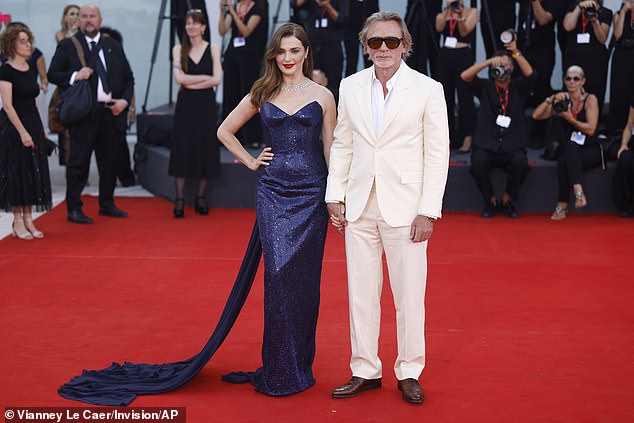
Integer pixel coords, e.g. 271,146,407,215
377,64,413,142
355,68,376,143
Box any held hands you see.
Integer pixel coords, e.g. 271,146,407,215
20,132,34,149
75,67,93,81
327,202,346,235
248,147,274,171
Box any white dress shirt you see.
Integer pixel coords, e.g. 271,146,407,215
371,61,403,137
69,32,112,102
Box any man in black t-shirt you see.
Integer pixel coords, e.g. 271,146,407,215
461,39,535,218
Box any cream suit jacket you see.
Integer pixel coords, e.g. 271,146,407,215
326,63,450,227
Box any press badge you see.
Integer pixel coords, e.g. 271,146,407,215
570,131,586,145
233,36,246,48
577,33,590,44
496,115,512,128
444,36,458,48
321,18,329,28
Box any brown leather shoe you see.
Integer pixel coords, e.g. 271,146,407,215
331,376,382,398
397,378,424,404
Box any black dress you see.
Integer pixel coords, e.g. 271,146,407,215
608,9,634,133
168,44,220,178
563,4,612,109
0,63,52,212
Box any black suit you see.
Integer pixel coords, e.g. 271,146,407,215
48,32,134,213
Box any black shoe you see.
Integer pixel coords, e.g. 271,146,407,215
480,202,498,218
501,200,520,218
98,205,128,218
174,198,184,218
194,196,209,215
618,209,634,218
68,209,94,224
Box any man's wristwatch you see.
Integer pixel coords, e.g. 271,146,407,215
426,216,437,223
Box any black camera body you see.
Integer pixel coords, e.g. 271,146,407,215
552,97,571,114
583,7,597,20
489,66,507,80
449,0,462,11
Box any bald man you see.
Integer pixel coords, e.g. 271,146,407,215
48,4,134,224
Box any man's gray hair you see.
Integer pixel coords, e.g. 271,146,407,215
358,11,413,59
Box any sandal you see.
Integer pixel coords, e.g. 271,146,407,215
551,206,568,221
574,191,587,209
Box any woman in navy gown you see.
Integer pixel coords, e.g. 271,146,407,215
217,22,336,395
57,23,336,405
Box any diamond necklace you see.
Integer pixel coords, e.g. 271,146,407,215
280,77,310,91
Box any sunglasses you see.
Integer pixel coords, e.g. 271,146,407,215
565,76,582,81
367,37,403,50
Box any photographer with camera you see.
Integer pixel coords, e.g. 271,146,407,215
612,97,634,217
562,0,612,112
533,66,601,221
435,0,477,153
608,0,634,136
460,36,534,218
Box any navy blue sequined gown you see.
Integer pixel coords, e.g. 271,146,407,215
57,101,328,405
251,100,328,395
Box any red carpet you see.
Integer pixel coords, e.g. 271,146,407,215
1,197,633,422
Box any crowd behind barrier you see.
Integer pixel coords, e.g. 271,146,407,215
1,1,634,233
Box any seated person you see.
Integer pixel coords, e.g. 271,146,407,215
533,65,601,221
460,37,535,218
612,96,634,217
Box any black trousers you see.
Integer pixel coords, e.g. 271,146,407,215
436,47,476,146
66,104,121,212
470,147,529,203
608,47,634,133
613,149,634,212
312,41,343,99
116,130,135,184
222,53,262,145
556,141,602,202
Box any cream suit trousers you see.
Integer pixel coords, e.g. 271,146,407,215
345,184,427,381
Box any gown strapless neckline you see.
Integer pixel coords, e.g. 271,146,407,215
264,100,321,117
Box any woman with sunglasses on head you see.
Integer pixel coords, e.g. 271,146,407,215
460,38,535,219
562,0,612,113
435,0,477,153
533,66,601,220
0,23,52,239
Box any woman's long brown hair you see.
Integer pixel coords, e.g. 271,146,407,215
249,23,313,109
180,9,206,73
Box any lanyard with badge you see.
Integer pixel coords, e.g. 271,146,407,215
315,6,329,28
444,12,459,48
495,86,511,129
569,98,587,145
577,10,591,44
233,0,252,48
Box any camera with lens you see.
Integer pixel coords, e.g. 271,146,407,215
449,0,462,11
583,6,597,20
500,29,516,45
489,66,507,80
552,97,571,114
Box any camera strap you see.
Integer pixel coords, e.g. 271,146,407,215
496,86,509,116
581,10,589,33
449,13,458,37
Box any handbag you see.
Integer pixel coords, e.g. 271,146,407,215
59,37,94,125
47,87,65,135
43,138,57,157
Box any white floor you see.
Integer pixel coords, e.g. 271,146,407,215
0,136,153,240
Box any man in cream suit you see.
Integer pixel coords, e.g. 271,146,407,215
326,11,449,404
